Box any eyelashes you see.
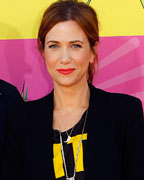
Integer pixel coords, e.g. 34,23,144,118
71,44,82,48
48,44,58,49
48,44,82,49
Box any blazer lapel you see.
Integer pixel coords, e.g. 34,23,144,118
84,83,114,179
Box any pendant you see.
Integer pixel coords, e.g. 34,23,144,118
66,177,75,180
64,136,71,143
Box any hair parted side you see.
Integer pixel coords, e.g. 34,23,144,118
37,0,99,83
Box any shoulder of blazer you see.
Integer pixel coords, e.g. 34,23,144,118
89,82,141,104
88,83,143,119
90,83,142,106
26,89,54,110
7,89,54,129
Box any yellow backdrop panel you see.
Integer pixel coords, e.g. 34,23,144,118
0,0,144,39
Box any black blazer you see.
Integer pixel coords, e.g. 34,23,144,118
0,80,23,179
0,80,23,158
1,83,144,180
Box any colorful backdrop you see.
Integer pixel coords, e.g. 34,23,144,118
0,0,144,107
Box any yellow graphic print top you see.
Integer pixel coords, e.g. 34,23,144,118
53,110,88,180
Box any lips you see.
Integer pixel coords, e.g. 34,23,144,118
57,68,75,75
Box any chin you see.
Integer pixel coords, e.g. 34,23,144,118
55,79,76,87
53,76,86,88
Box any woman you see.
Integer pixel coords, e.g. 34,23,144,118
1,0,144,180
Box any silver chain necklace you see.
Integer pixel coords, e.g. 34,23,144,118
55,110,76,143
56,109,86,143
64,126,75,143
59,109,88,180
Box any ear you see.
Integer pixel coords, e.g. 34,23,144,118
89,41,98,63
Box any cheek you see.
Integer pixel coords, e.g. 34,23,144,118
75,52,91,68
44,57,56,76
44,52,55,67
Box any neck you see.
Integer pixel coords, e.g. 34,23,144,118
54,80,90,111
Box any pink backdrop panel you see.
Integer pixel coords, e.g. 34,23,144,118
0,39,53,100
0,36,144,107
94,36,144,108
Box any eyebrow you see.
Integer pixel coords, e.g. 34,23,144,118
46,40,84,44
46,41,59,44
69,40,84,44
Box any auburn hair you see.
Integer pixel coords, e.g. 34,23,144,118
37,0,99,83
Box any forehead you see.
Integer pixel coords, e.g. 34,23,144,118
45,20,88,42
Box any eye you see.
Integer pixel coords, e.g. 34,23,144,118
72,44,82,48
48,44,58,49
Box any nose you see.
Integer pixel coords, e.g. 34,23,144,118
59,47,72,64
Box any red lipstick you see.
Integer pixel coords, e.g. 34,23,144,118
57,68,75,75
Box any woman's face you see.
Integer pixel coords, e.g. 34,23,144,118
43,20,95,87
